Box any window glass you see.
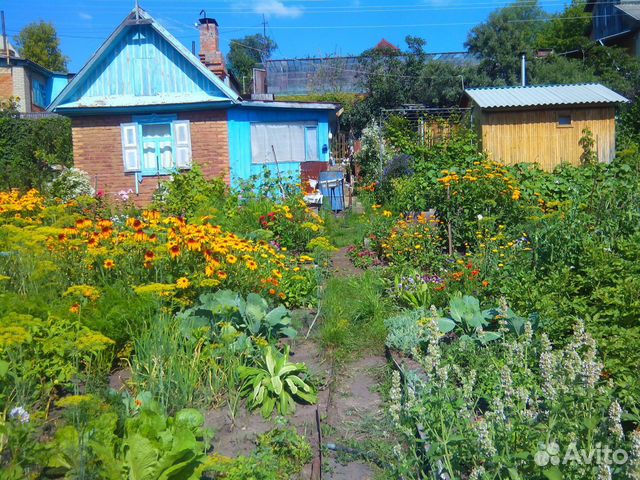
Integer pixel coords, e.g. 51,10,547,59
32,79,46,108
305,126,319,161
143,141,158,170
142,123,171,138
558,115,572,126
251,122,319,164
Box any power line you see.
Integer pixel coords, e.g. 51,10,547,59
5,11,604,39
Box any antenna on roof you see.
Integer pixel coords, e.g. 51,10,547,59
135,0,140,21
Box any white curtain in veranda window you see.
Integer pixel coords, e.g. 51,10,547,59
251,122,315,164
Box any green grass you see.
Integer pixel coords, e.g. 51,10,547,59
322,211,369,249
318,271,394,363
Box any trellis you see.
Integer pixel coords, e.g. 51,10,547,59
381,105,471,147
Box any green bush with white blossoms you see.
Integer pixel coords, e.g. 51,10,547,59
387,305,640,480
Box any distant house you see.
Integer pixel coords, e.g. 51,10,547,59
586,0,640,55
49,7,336,204
0,37,70,114
258,40,478,97
463,84,629,169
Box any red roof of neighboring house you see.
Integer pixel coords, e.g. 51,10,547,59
375,38,400,51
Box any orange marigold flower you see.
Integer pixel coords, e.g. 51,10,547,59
278,292,286,300
87,237,98,248
103,259,115,270
69,303,80,314
482,280,490,287
269,288,276,295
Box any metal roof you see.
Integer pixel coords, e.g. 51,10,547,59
616,3,640,21
465,84,629,109
241,100,338,110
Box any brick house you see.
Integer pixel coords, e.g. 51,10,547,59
49,7,336,204
0,37,70,113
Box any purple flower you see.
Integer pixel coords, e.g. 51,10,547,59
9,406,30,424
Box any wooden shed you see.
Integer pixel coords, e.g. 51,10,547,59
463,84,629,169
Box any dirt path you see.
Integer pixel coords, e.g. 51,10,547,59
204,247,386,479
323,355,386,479
331,247,364,277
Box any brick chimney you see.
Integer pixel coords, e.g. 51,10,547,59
198,17,227,81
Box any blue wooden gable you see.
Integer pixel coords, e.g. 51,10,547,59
50,8,239,112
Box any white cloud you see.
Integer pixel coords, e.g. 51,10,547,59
78,12,93,21
252,0,303,18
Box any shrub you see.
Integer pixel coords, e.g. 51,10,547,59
0,116,73,191
48,167,95,202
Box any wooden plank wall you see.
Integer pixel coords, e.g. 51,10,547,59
478,106,616,170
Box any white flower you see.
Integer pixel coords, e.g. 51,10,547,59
477,214,484,221
628,429,640,479
608,400,624,442
474,417,497,457
9,406,30,423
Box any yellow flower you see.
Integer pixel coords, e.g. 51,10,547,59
382,210,393,218
76,332,115,351
511,189,521,201
246,259,258,271
226,254,238,265
57,395,94,409
176,277,191,289
169,244,181,259
103,259,115,270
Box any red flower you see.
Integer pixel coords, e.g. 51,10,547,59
471,270,480,277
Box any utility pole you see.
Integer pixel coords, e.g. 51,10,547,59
1,11,9,65
260,14,268,64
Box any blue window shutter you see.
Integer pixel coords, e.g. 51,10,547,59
173,120,192,169
121,123,141,172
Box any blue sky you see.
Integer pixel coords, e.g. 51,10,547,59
4,0,567,72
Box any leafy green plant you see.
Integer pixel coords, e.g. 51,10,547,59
48,393,210,480
180,290,297,346
238,346,317,418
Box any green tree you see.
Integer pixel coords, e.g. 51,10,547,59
530,55,596,85
536,0,592,54
14,21,68,72
226,34,277,94
465,0,547,85
411,61,491,107
584,46,640,100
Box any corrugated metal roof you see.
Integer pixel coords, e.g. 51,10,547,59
616,3,640,21
465,84,629,109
